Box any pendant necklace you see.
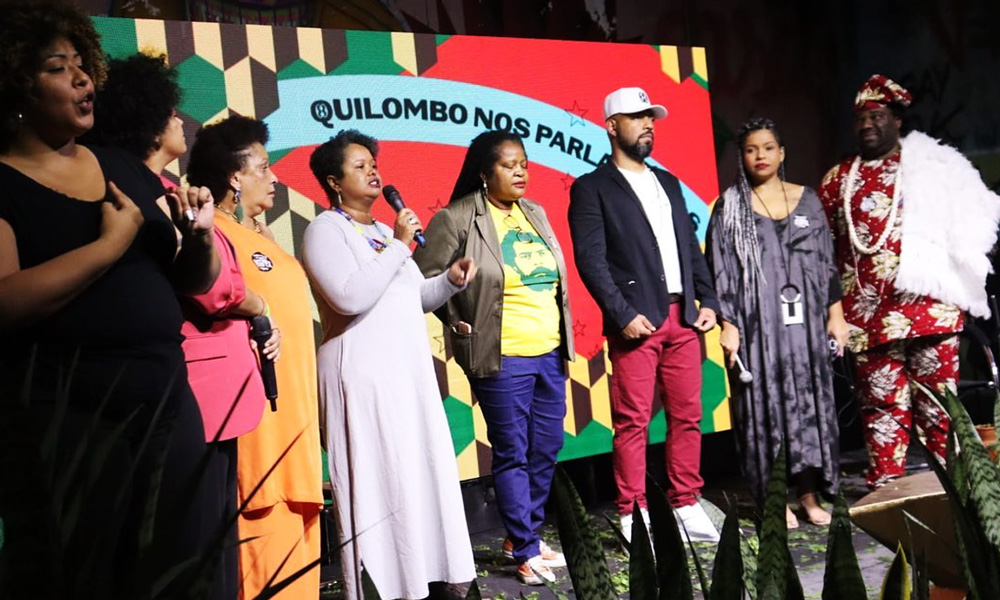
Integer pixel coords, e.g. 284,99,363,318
753,182,803,326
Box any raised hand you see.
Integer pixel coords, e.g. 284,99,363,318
447,257,477,286
166,185,215,237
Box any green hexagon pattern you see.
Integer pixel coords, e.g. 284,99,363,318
176,55,227,124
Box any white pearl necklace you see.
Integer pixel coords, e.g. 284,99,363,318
842,155,902,255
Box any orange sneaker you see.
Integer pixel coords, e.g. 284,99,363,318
501,537,515,560
539,540,566,568
516,556,556,585
502,538,566,568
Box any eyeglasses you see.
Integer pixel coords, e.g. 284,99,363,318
503,215,534,243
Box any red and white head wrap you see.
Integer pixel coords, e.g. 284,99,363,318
854,74,912,112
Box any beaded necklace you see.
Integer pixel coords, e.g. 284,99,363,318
841,154,901,310
334,207,390,253
842,155,901,255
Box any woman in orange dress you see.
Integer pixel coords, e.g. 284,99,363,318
187,115,324,598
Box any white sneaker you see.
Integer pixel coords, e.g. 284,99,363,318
517,556,556,585
539,540,567,568
619,507,651,544
673,502,720,543
502,538,566,568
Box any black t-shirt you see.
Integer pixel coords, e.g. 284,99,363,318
0,145,183,357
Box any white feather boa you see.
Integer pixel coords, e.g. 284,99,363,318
896,131,1000,317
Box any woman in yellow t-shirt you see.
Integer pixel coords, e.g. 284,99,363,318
415,131,574,586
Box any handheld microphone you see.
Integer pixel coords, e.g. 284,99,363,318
382,184,426,247
251,316,278,411
733,354,754,384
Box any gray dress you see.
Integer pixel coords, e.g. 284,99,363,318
707,187,841,502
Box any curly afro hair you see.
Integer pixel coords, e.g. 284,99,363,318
186,115,270,204
0,0,107,152
83,53,180,160
309,129,379,205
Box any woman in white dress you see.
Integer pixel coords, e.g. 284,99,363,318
302,129,478,600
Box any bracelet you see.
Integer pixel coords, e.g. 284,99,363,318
259,299,271,318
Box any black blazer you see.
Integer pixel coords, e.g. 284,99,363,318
568,161,720,337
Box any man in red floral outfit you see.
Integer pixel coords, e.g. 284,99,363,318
819,74,1000,488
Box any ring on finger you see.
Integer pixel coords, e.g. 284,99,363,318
407,216,419,225
184,208,198,222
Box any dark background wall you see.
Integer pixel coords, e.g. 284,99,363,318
89,0,1000,193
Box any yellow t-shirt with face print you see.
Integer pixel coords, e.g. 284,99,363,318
488,201,561,357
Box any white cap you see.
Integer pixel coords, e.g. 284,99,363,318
603,87,667,121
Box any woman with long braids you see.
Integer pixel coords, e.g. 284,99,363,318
707,118,848,528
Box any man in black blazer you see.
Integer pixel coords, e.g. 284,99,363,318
568,87,720,544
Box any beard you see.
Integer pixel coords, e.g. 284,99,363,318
519,266,558,290
621,136,654,162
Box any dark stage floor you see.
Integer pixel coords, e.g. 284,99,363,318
317,438,909,599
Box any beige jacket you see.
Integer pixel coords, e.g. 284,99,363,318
413,190,574,378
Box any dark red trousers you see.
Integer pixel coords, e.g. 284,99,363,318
608,305,705,512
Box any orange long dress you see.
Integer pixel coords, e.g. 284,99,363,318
216,216,324,599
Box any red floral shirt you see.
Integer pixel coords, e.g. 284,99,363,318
819,152,963,353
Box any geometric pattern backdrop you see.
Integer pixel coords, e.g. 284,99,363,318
93,17,731,480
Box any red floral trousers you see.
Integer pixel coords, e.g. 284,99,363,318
853,334,959,489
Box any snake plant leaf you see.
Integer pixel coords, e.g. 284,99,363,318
686,534,711,599
912,551,930,600
541,574,571,600
362,566,382,600
740,528,759,599
758,571,782,600
912,428,1000,598
629,501,658,600
755,443,789,599
647,477,693,600
464,580,482,600
551,468,616,600
253,555,326,599
603,513,631,553
783,544,805,600
993,389,1000,441
708,506,743,600
940,388,1000,549
821,493,866,600
945,430,968,506
879,544,911,600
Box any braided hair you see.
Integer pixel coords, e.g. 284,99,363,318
721,117,784,297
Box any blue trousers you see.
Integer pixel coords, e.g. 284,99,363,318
469,349,566,563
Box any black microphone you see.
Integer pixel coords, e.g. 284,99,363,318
383,184,426,247
251,315,278,411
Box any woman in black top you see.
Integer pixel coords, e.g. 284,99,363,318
0,2,224,598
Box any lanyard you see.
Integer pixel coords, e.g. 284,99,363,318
334,207,389,253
